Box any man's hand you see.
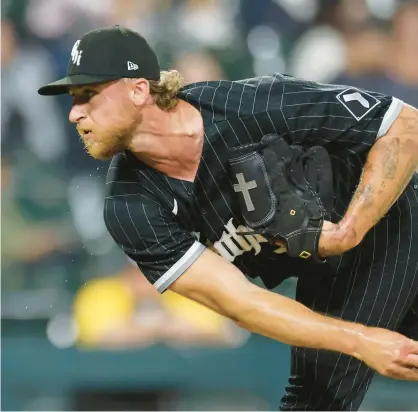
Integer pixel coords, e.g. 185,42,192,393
356,327,418,380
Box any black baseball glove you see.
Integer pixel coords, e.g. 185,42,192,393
228,134,333,262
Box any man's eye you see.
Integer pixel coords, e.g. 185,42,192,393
83,90,95,98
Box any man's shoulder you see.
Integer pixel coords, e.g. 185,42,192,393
179,73,288,94
178,73,292,124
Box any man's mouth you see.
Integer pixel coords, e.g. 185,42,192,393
80,129,93,138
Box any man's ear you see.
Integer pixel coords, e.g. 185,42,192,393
129,78,150,106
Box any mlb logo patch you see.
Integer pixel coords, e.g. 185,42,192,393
336,88,380,121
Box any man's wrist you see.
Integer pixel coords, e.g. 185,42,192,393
318,220,361,256
342,323,367,361
338,218,362,249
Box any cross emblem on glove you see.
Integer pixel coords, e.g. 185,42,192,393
233,173,258,212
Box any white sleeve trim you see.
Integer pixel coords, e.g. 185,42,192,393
377,97,404,139
154,241,206,293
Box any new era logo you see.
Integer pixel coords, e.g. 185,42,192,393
127,61,139,71
336,88,380,121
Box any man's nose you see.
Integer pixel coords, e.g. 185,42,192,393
69,101,86,124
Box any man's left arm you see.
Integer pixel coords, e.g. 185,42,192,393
319,103,418,256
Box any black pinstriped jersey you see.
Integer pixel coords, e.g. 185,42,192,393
104,73,404,292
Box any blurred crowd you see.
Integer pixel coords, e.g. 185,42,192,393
2,0,418,350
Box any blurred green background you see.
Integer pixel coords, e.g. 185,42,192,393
2,0,418,410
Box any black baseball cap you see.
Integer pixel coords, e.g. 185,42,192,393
38,26,160,96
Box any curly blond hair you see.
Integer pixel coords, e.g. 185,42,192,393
149,70,184,111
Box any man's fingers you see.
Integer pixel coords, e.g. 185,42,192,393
401,339,418,357
388,365,418,381
400,353,418,368
411,340,418,353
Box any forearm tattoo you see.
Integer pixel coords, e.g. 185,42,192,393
343,105,418,235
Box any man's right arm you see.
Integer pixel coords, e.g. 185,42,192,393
104,192,418,380
170,248,418,380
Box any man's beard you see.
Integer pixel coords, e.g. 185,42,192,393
80,128,129,160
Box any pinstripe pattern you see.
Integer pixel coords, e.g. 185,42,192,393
103,73,417,410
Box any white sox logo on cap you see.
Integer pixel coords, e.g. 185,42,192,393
71,40,83,66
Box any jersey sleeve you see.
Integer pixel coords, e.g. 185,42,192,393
266,74,404,148
104,195,205,293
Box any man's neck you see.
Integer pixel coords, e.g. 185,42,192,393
127,100,204,182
